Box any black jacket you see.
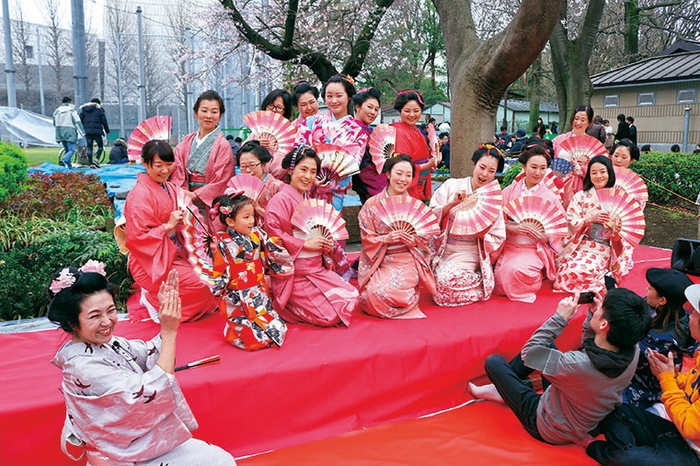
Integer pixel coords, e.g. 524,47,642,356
79,102,110,136
109,139,128,164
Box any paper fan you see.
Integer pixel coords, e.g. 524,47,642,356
613,166,648,205
373,195,440,237
127,115,172,161
315,144,360,181
182,205,221,286
226,173,264,201
450,180,503,236
369,124,396,173
514,170,562,197
242,110,297,157
556,134,608,165
427,123,440,160
503,196,568,237
595,185,646,247
291,198,349,241
551,158,574,177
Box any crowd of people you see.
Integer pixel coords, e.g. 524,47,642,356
45,81,700,465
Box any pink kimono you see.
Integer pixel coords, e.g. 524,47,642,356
124,173,216,322
357,190,436,318
253,174,285,230
170,130,235,212
553,131,587,209
553,188,625,294
493,178,565,303
429,177,506,306
264,184,359,327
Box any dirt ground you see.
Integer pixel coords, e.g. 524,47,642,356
642,201,699,249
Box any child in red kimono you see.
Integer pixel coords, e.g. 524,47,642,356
210,192,293,350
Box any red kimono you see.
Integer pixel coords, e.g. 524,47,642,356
124,173,216,321
392,121,432,200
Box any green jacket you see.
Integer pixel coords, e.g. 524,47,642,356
53,103,85,143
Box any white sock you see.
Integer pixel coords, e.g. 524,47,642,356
468,382,504,402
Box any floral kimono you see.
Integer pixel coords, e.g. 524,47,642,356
357,190,436,318
212,227,293,351
51,336,234,465
493,177,565,303
429,177,506,306
554,188,625,294
253,174,285,230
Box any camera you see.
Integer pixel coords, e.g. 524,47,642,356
578,291,595,304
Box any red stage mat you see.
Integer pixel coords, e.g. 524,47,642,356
0,246,674,466
239,401,598,466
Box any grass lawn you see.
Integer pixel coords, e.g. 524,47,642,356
23,146,61,166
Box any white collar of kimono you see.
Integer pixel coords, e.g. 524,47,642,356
195,126,218,147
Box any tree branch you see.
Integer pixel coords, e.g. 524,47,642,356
342,0,395,77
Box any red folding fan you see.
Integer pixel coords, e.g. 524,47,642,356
427,123,441,164
242,110,297,158
369,124,396,173
595,185,646,247
127,115,172,161
373,194,440,237
226,173,264,201
503,196,568,237
291,198,349,241
613,166,648,206
181,204,223,286
556,135,608,166
315,144,361,181
450,180,503,236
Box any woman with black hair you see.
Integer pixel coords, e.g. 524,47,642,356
291,81,319,127
260,89,293,120
352,87,386,203
554,155,624,294
553,105,595,209
234,140,285,228
48,263,236,465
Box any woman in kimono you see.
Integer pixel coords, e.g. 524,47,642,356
493,143,565,303
307,74,368,211
554,155,624,294
553,105,594,209
264,145,359,327
171,90,235,229
352,87,386,204
124,140,215,322
235,140,285,229
291,81,319,129
48,264,236,466
429,145,506,306
392,90,439,201
261,89,293,120
357,154,436,318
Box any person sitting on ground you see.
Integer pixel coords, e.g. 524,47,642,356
508,129,528,153
109,138,129,164
640,144,652,153
671,144,681,153
469,288,651,446
48,263,236,465
693,144,700,154
586,283,700,465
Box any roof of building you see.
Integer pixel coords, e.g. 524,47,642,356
501,99,559,113
591,50,700,88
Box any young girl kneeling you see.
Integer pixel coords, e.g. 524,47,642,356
211,192,293,350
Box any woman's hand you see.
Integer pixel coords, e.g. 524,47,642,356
518,223,547,242
164,210,184,232
586,209,610,224
303,236,332,252
396,230,415,246
158,288,181,336
183,190,198,201
648,350,677,380
158,269,179,307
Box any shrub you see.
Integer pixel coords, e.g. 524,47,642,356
0,229,131,320
501,162,521,188
0,142,28,202
632,152,700,204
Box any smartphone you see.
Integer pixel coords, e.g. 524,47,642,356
578,291,595,304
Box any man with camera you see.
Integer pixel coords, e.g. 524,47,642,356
469,289,651,446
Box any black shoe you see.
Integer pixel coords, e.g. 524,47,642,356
58,160,65,166
604,272,617,291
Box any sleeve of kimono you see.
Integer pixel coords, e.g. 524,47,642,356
124,335,162,372
428,178,457,220
124,189,177,287
565,191,590,237
259,229,295,278
521,313,569,375
170,138,190,190
659,369,700,440
358,201,389,262
211,241,231,297
197,135,236,208
481,209,506,259
264,194,305,259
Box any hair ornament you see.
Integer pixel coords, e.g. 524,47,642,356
294,80,310,89
223,188,246,198
290,144,307,172
50,260,107,295
397,90,424,106
341,74,355,86
478,143,504,158
356,87,369,94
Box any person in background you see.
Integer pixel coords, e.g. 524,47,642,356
549,121,559,134
603,119,615,151
532,118,547,138
693,144,700,154
53,96,85,169
79,98,110,168
439,120,451,133
508,129,528,153
615,114,630,142
626,116,637,146
439,132,450,169
587,115,607,145
109,138,129,164
226,135,239,156
640,144,652,153
670,144,681,153
260,89,293,121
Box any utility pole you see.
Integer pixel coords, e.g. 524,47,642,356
36,27,45,115
2,0,16,107
136,6,147,122
70,0,88,105
186,26,194,134
116,32,125,139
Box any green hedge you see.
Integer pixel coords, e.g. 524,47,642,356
0,229,131,320
0,142,28,202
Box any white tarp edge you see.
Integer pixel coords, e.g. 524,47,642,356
0,106,60,147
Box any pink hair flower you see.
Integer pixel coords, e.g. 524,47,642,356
50,268,76,294
80,260,106,276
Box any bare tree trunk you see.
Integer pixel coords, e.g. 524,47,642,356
433,0,566,177
527,55,543,132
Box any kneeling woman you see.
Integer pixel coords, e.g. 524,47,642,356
493,144,565,303
264,146,359,327
554,155,623,294
357,155,436,318
429,145,506,306
48,264,235,465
